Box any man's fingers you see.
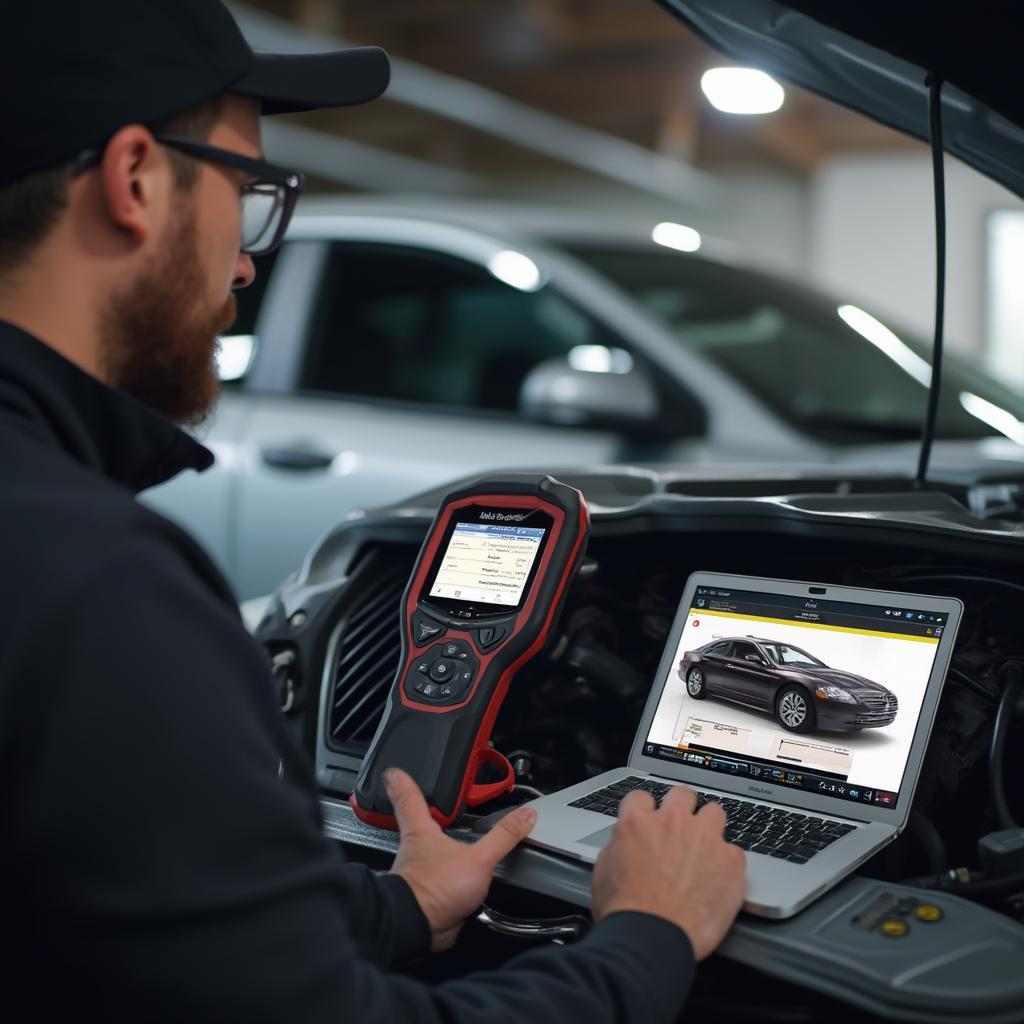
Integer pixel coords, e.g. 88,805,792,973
661,784,697,815
383,768,437,837
617,788,656,819
473,805,537,869
696,800,728,831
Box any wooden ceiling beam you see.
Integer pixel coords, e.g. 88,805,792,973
243,0,918,181
340,0,701,53
231,1,720,203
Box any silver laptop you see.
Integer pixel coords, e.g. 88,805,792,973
526,571,962,918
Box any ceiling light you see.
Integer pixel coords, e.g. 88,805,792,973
652,221,702,253
837,305,932,387
487,249,543,292
700,67,785,115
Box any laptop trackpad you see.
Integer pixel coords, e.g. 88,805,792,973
580,824,616,848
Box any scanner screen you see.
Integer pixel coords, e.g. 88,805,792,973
429,522,545,607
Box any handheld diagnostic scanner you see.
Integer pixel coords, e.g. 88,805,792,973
351,475,589,829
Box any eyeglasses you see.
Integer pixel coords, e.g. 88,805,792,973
71,133,304,256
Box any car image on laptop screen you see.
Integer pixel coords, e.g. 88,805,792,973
677,636,899,734
645,583,951,811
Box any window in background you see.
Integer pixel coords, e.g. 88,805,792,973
986,210,1024,392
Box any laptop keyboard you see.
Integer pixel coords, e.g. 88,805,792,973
567,775,857,864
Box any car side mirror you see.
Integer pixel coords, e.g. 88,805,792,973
518,351,660,433
744,654,765,664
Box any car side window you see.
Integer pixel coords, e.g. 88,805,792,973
564,244,1024,446
708,641,735,658
300,242,632,413
732,641,760,661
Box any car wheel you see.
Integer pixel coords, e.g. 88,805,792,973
776,685,815,732
686,666,706,699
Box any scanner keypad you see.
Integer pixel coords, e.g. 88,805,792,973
406,640,478,705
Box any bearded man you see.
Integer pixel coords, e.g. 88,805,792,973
0,2,744,1020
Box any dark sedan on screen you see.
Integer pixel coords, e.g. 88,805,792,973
677,636,898,733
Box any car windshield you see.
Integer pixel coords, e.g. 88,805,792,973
759,642,825,667
561,244,1024,446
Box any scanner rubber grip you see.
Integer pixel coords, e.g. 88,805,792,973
466,748,515,806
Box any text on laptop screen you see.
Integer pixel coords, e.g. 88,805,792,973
428,522,545,606
644,586,947,810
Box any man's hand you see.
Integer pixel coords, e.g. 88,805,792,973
385,767,537,951
591,786,746,960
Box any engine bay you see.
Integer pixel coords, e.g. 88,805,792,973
255,473,1024,1020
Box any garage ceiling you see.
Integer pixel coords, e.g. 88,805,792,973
240,0,918,192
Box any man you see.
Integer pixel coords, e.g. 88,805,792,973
0,2,745,1020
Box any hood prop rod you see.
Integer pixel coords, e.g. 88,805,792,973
915,73,946,486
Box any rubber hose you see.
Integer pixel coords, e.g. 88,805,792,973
989,663,1024,831
908,811,947,875
563,645,646,701
945,869,1024,898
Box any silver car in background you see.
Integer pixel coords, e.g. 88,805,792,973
145,200,1024,598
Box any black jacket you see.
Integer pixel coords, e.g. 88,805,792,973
0,320,696,1021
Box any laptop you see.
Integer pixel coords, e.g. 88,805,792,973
525,571,962,918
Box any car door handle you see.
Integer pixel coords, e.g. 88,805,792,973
260,445,335,471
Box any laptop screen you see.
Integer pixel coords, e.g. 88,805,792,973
643,584,947,812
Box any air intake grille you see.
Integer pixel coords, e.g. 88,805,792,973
854,692,899,713
327,545,417,755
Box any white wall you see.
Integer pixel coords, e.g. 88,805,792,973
489,164,809,278
810,152,1024,359
707,168,810,279
988,211,1024,389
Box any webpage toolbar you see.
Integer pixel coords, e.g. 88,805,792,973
645,741,898,810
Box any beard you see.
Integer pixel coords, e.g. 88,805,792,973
100,208,237,426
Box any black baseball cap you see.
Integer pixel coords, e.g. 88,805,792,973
1,0,390,188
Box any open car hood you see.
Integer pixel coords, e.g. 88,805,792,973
659,0,1024,199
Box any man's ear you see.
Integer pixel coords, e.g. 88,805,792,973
99,125,162,245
